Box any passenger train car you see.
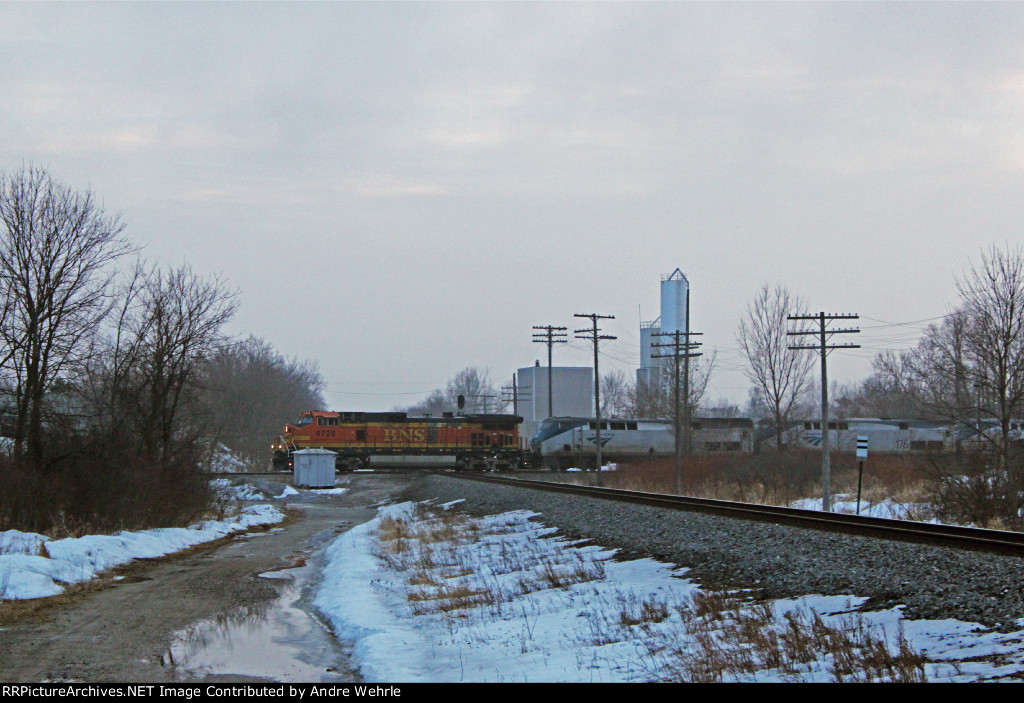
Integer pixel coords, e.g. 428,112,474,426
530,416,755,470
273,410,525,471
793,418,954,453
793,417,1024,453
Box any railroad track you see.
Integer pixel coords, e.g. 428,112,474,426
443,472,1024,558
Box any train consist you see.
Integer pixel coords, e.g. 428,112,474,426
793,417,1024,453
273,409,1014,472
273,410,525,471
530,416,755,470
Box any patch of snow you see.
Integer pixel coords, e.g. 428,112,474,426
0,505,284,601
0,530,50,556
209,444,248,473
210,478,266,501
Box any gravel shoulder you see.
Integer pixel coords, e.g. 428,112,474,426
0,474,409,683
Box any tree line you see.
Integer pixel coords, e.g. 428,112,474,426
0,166,324,534
737,244,1024,528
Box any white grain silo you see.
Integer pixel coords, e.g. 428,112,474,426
659,268,689,335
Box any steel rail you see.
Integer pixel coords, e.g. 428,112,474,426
442,472,1024,557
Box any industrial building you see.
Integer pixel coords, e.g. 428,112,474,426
637,268,690,389
514,364,593,440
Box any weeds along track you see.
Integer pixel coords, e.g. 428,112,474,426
442,472,1024,557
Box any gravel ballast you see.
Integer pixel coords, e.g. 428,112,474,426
399,473,1024,632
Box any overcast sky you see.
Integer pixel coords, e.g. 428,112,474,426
4,2,1024,412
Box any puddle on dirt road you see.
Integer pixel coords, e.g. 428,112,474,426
166,564,352,682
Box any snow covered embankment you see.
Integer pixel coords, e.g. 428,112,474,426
315,501,1024,683
0,487,284,601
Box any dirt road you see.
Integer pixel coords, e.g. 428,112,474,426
0,474,409,683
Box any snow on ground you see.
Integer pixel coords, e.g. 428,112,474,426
0,503,284,601
210,444,248,473
790,495,933,521
315,501,1024,683
211,478,267,501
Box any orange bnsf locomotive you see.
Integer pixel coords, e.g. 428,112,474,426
272,410,527,471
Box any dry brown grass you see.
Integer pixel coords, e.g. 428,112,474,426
602,451,939,513
637,593,928,683
374,501,934,681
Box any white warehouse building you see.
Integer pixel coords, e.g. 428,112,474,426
515,364,593,439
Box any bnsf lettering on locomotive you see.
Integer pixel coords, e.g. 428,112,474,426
383,428,427,443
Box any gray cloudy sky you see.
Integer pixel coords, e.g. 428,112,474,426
4,2,1024,411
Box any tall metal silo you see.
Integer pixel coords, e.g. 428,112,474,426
660,268,689,334
639,319,660,368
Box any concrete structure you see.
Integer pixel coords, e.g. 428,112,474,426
516,364,593,440
292,448,335,488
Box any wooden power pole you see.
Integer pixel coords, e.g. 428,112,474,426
532,325,568,417
652,330,702,495
787,312,860,512
574,313,616,476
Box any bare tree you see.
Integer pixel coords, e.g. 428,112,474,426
200,336,325,468
626,351,717,420
885,244,1024,527
956,244,1024,470
445,367,508,414
627,377,670,418
834,351,928,419
737,283,814,453
0,166,130,469
401,388,450,416
115,263,239,465
404,366,509,415
599,369,630,417
904,246,1024,452
701,397,741,418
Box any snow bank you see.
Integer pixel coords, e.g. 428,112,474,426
211,478,267,501
210,444,248,473
0,504,284,601
315,502,1024,682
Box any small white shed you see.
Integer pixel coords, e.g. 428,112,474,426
292,448,336,488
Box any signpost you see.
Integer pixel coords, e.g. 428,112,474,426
856,436,868,515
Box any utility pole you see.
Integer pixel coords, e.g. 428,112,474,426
470,394,497,414
532,325,568,417
500,374,532,417
574,313,616,477
787,312,860,513
652,330,702,495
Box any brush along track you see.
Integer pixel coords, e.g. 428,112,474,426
443,472,1024,557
